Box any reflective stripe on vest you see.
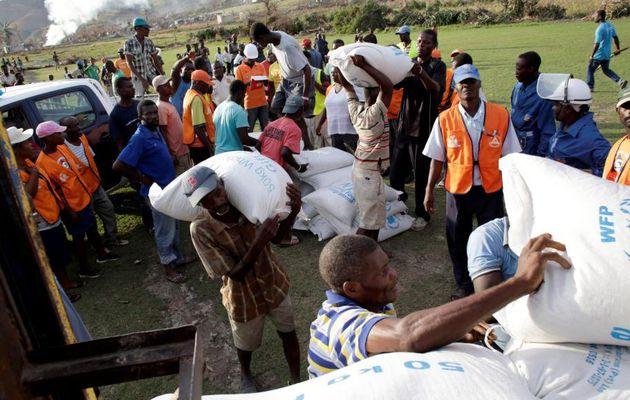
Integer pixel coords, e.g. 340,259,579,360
439,102,509,194
313,69,325,116
183,89,215,146
61,135,101,193
36,148,92,212
19,160,63,225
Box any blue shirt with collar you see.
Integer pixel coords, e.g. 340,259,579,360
548,112,611,176
510,77,556,156
116,124,176,197
467,217,519,282
594,21,617,61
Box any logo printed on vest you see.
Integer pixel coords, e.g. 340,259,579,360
489,136,501,148
59,173,69,183
57,156,70,169
447,135,461,148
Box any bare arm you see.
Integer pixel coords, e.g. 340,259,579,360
590,43,600,59
316,107,327,135
112,159,153,186
151,52,165,76
473,271,504,293
302,64,312,101
272,183,301,244
281,147,300,170
413,63,440,96
366,234,571,354
194,125,214,151
423,159,443,215
238,127,258,147
613,36,621,53
24,168,39,197
171,57,190,91
351,55,393,107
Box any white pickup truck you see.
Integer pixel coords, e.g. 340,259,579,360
1,79,138,190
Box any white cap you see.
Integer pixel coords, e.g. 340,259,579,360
537,73,592,105
7,126,34,145
244,43,258,60
152,75,170,88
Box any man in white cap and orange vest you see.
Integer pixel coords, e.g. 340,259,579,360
182,69,216,164
422,64,521,300
235,43,270,132
603,87,630,185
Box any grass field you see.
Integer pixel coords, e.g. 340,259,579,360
23,18,630,399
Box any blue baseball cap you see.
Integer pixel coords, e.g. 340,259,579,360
282,96,304,114
133,17,151,29
182,166,219,207
396,25,411,35
453,64,481,83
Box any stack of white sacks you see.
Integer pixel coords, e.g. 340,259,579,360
493,153,630,399
293,147,413,242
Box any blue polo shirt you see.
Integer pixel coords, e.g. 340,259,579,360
510,77,556,156
593,21,617,61
213,100,250,154
308,290,396,378
171,80,191,118
116,124,176,197
548,112,611,176
467,217,519,282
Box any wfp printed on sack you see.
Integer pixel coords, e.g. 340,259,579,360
495,153,630,345
159,344,534,400
505,340,630,399
149,151,292,223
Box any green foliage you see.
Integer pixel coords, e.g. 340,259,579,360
611,1,630,18
330,0,391,34
526,4,567,21
499,0,540,18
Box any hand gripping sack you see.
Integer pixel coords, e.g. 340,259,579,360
328,43,414,88
505,340,630,399
186,344,535,400
149,151,292,223
495,154,630,345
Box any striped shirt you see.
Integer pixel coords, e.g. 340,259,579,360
308,290,396,378
190,210,290,323
348,93,390,171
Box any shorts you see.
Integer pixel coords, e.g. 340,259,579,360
67,205,97,237
175,153,194,176
352,167,386,230
228,295,295,352
271,79,315,117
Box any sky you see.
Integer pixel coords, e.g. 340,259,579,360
43,0,149,45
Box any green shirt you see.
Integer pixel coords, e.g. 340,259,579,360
85,64,100,81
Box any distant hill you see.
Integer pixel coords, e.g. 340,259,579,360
0,0,49,45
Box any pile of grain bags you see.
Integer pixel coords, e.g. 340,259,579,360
293,147,411,242
494,153,630,399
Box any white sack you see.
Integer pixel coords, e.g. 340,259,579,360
149,151,292,223
309,215,336,241
495,153,630,345
378,213,415,242
301,166,352,189
195,344,535,400
328,43,413,88
295,147,354,178
303,182,357,226
505,340,630,399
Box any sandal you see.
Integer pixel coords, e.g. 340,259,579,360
67,292,82,303
276,235,300,247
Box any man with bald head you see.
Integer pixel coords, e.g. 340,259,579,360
307,233,570,378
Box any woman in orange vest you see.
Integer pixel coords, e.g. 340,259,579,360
35,121,120,279
60,116,127,248
603,88,630,185
183,70,216,164
8,126,82,300
422,64,522,300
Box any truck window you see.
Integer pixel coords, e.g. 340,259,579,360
34,90,96,128
1,106,32,130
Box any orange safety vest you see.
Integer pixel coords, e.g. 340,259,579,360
387,88,404,121
440,102,509,194
61,135,101,193
36,147,92,212
439,68,455,113
602,136,630,185
19,159,64,225
183,89,215,147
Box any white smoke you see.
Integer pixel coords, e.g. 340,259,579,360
44,0,149,46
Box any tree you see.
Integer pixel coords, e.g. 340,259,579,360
261,0,278,23
499,0,539,18
0,21,16,48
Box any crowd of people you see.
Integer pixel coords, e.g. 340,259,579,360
5,8,630,394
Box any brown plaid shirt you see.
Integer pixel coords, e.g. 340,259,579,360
190,210,289,323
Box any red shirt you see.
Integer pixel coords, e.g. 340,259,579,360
259,117,302,168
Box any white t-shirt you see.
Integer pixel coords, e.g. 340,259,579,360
64,139,95,167
423,101,522,186
270,31,308,83
212,75,234,105
324,85,364,136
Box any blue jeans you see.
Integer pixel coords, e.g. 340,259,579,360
247,105,270,132
147,199,183,265
586,59,621,89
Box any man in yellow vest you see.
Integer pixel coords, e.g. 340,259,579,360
396,25,417,59
422,64,521,300
183,70,215,164
603,87,630,185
